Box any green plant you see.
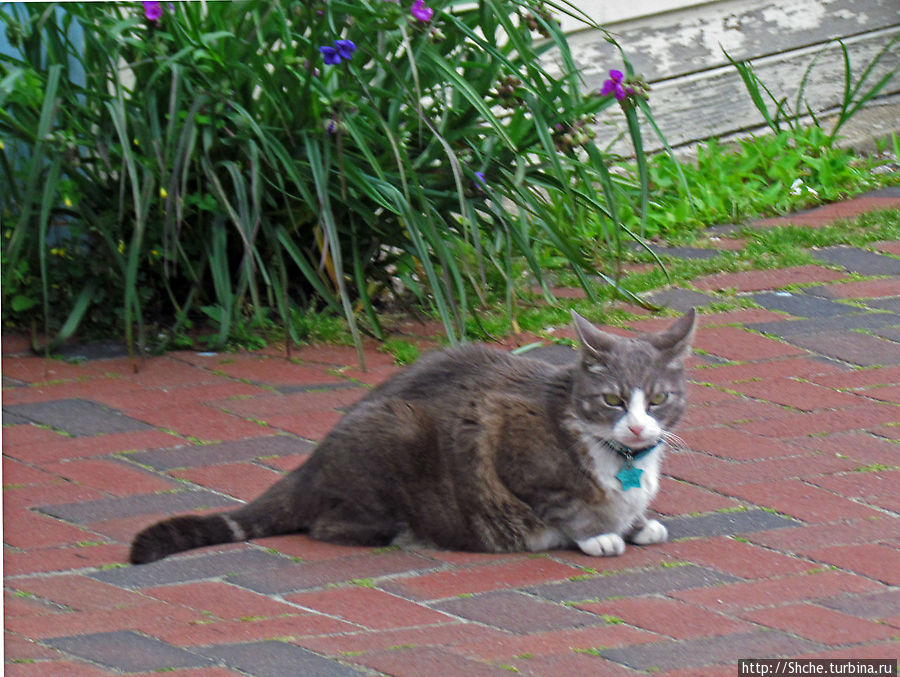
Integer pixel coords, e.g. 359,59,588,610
725,36,899,142
1,1,672,362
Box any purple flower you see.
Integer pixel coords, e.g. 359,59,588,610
601,69,627,101
143,1,163,22
474,171,486,187
410,0,434,22
334,39,357,60
320,40,357,65
320,45,341,65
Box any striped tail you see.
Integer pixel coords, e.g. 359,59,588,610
129,513,248,564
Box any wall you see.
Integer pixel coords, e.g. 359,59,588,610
555,0,900,151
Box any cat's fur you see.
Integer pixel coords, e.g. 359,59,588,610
130,309,695,564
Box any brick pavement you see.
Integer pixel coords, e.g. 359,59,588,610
3,192,899,675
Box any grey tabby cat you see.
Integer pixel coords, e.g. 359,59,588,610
130,309,695,564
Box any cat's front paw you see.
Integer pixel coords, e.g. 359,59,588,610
628,519,668,545
576,533,625,557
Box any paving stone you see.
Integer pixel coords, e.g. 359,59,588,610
2,399,153,437
126,434,314,470
642,287,717,311
739,602,897,644
230,551,441,595
664,508,801,541
693,265,847,293
431,590,604,633
783,331,900,367
2,410,32,425
750,291,858,317
811,247,900,275
526,564,740,603
600,631,822,671
38,488,239,524
54,340,131,361
43,630,212,672
866,297,900,313
90,549,290,589
196,640,366,676
286,586,455,630
350,645,515,677
817,589,900,620
808,279,900,300
746,310,900,338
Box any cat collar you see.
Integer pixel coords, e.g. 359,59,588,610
602,440,659,491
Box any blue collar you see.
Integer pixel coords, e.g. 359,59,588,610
602,439,660,461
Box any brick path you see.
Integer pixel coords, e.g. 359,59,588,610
4,191,899,676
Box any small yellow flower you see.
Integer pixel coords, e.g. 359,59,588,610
159,187,168,199
63,196,73,208
50,247,67,258
117,240,125,254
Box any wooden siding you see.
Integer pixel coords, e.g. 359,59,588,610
554,0,900,150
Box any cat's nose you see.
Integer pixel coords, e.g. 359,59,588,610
628,424,644,437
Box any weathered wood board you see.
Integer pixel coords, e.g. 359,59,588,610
551,0,900,150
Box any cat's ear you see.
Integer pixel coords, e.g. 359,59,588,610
646,308,696,364
571,310,618,365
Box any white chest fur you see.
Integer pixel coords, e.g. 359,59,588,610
585,436,662,533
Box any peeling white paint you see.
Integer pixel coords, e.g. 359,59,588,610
761,0,827,31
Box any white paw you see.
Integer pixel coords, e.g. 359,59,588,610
629,519,668,545
576,533,626,557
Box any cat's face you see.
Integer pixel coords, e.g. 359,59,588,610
569,310,695,450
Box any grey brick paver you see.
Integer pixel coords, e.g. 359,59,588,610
3,192,898,676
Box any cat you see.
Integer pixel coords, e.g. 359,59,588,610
130,308,695,564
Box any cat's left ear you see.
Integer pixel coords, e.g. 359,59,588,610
571,310,618,365
646,308,696,365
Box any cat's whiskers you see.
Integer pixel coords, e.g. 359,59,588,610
660,430,688,452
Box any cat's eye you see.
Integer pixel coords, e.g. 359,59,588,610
648,392,669,406
601,393,625,407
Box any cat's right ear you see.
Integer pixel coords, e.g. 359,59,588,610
571,310,617,366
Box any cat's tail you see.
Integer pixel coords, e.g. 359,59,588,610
129,465,315,565
130,513,248,564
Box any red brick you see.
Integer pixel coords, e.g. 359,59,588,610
693,327,806,361
807,365,900,390
508,652,641,677
3,630,62,662
737,404,899,438
142,581,306,620
107,355,233,388
3,543,129,577
696,357,849,386
820,277,900,299
652,476,743,516
726,479,886,522
671,570,883,612
788,431,900,467
43,458,177,496
3,457,62,486
9,575,147,612
266,409,343,441
3,658,116,676
874,240,900,256
347,646,512,677
576,596,754,639
661,536,812,579
678,427,808,460
796,642,900,661
1,377,148,406
801,543,900,585
108,381,268,414
3,509,97,549
211,355,346,387
0,356,97,384
4,429,183,465
859,384,900,404
171,462,282,501
217,388,365,419
295,623,511,657
0,423,70,451
450,624,660,661
285,587,455,630
748,517,900,554
739,603,897,644
808,469,899,513
152,613,358,646
382,557,583,601
250,533,373,562
129,404,272,442
4,599,205,640
694,265,847,293
679,398,792,429
729,377,865,411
